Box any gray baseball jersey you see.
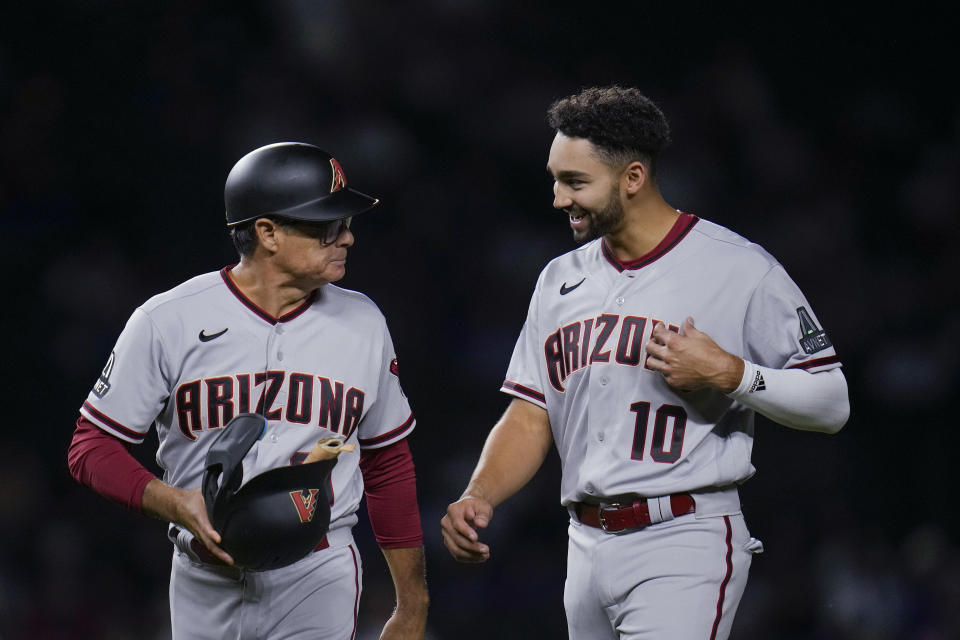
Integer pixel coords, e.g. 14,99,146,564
81,267,415,532
501,214,840,505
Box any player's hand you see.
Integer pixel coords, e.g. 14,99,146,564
645,317,744,392
143,480,234,564
167,486,234,565
441,496,493,563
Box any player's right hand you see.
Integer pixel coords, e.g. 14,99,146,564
175,487,235,565
441,496,493,563
143,479,234,564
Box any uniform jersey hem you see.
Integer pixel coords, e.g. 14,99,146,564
787,355,842,372
79,402,146,444
358,413,416,449
500,381,547,407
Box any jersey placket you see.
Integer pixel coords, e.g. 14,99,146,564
580,269,637,499
256,322,288,469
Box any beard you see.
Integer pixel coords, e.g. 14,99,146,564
567,187,625,244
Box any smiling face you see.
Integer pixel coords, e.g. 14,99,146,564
547,133,626,244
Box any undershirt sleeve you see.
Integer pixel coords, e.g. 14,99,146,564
66,416,157,513
359,438,423,548
727,363,849,433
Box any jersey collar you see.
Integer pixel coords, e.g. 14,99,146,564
220,266,317,325
601,213,699,272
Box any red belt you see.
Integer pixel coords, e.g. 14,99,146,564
573,495,695,533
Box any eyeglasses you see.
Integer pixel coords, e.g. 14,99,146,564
287,217,353,244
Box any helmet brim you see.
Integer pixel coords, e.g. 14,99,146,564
226,187,379,227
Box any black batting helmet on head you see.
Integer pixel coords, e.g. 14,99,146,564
224,142,379,226
202,413,338,571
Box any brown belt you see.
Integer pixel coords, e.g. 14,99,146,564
573,494,695,533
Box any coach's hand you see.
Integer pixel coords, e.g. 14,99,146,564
142,480,234,565
645,317,744,393
441,496,493,563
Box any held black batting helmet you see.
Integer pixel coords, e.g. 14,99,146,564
224,142,380,226
202,413,338,571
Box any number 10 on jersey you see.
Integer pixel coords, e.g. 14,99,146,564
629,402,687,463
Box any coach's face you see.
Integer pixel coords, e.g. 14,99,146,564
548,133,625,244
269,220,355,288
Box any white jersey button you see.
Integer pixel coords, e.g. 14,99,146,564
597,431,605,442
277,351,284,361
600,376,609,385
585,484,596,494
616,296,625,305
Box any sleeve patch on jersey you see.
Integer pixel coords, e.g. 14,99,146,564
92,351,116,398
388,358,407,398
796,307,832,354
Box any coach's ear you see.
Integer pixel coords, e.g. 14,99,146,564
254,218,281,254
623,160,648,195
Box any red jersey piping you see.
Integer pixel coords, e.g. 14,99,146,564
220,266,317,325
358,413,416,447
601,213,699,272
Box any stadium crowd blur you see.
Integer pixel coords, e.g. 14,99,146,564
2,3,957,639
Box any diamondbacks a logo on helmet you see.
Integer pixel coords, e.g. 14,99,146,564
329,158,347,193
289,488,322,523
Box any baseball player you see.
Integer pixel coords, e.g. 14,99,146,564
441,87,850,639
68,142,428,639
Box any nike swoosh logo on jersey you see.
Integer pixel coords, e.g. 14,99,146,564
199,328,229,342
560,278,586,295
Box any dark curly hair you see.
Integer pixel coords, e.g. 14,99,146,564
547,86,671,175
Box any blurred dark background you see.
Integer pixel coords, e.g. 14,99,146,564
2,2,958,638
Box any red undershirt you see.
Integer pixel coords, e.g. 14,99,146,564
67,417,423,548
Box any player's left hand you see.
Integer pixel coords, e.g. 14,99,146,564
645,317,744,392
